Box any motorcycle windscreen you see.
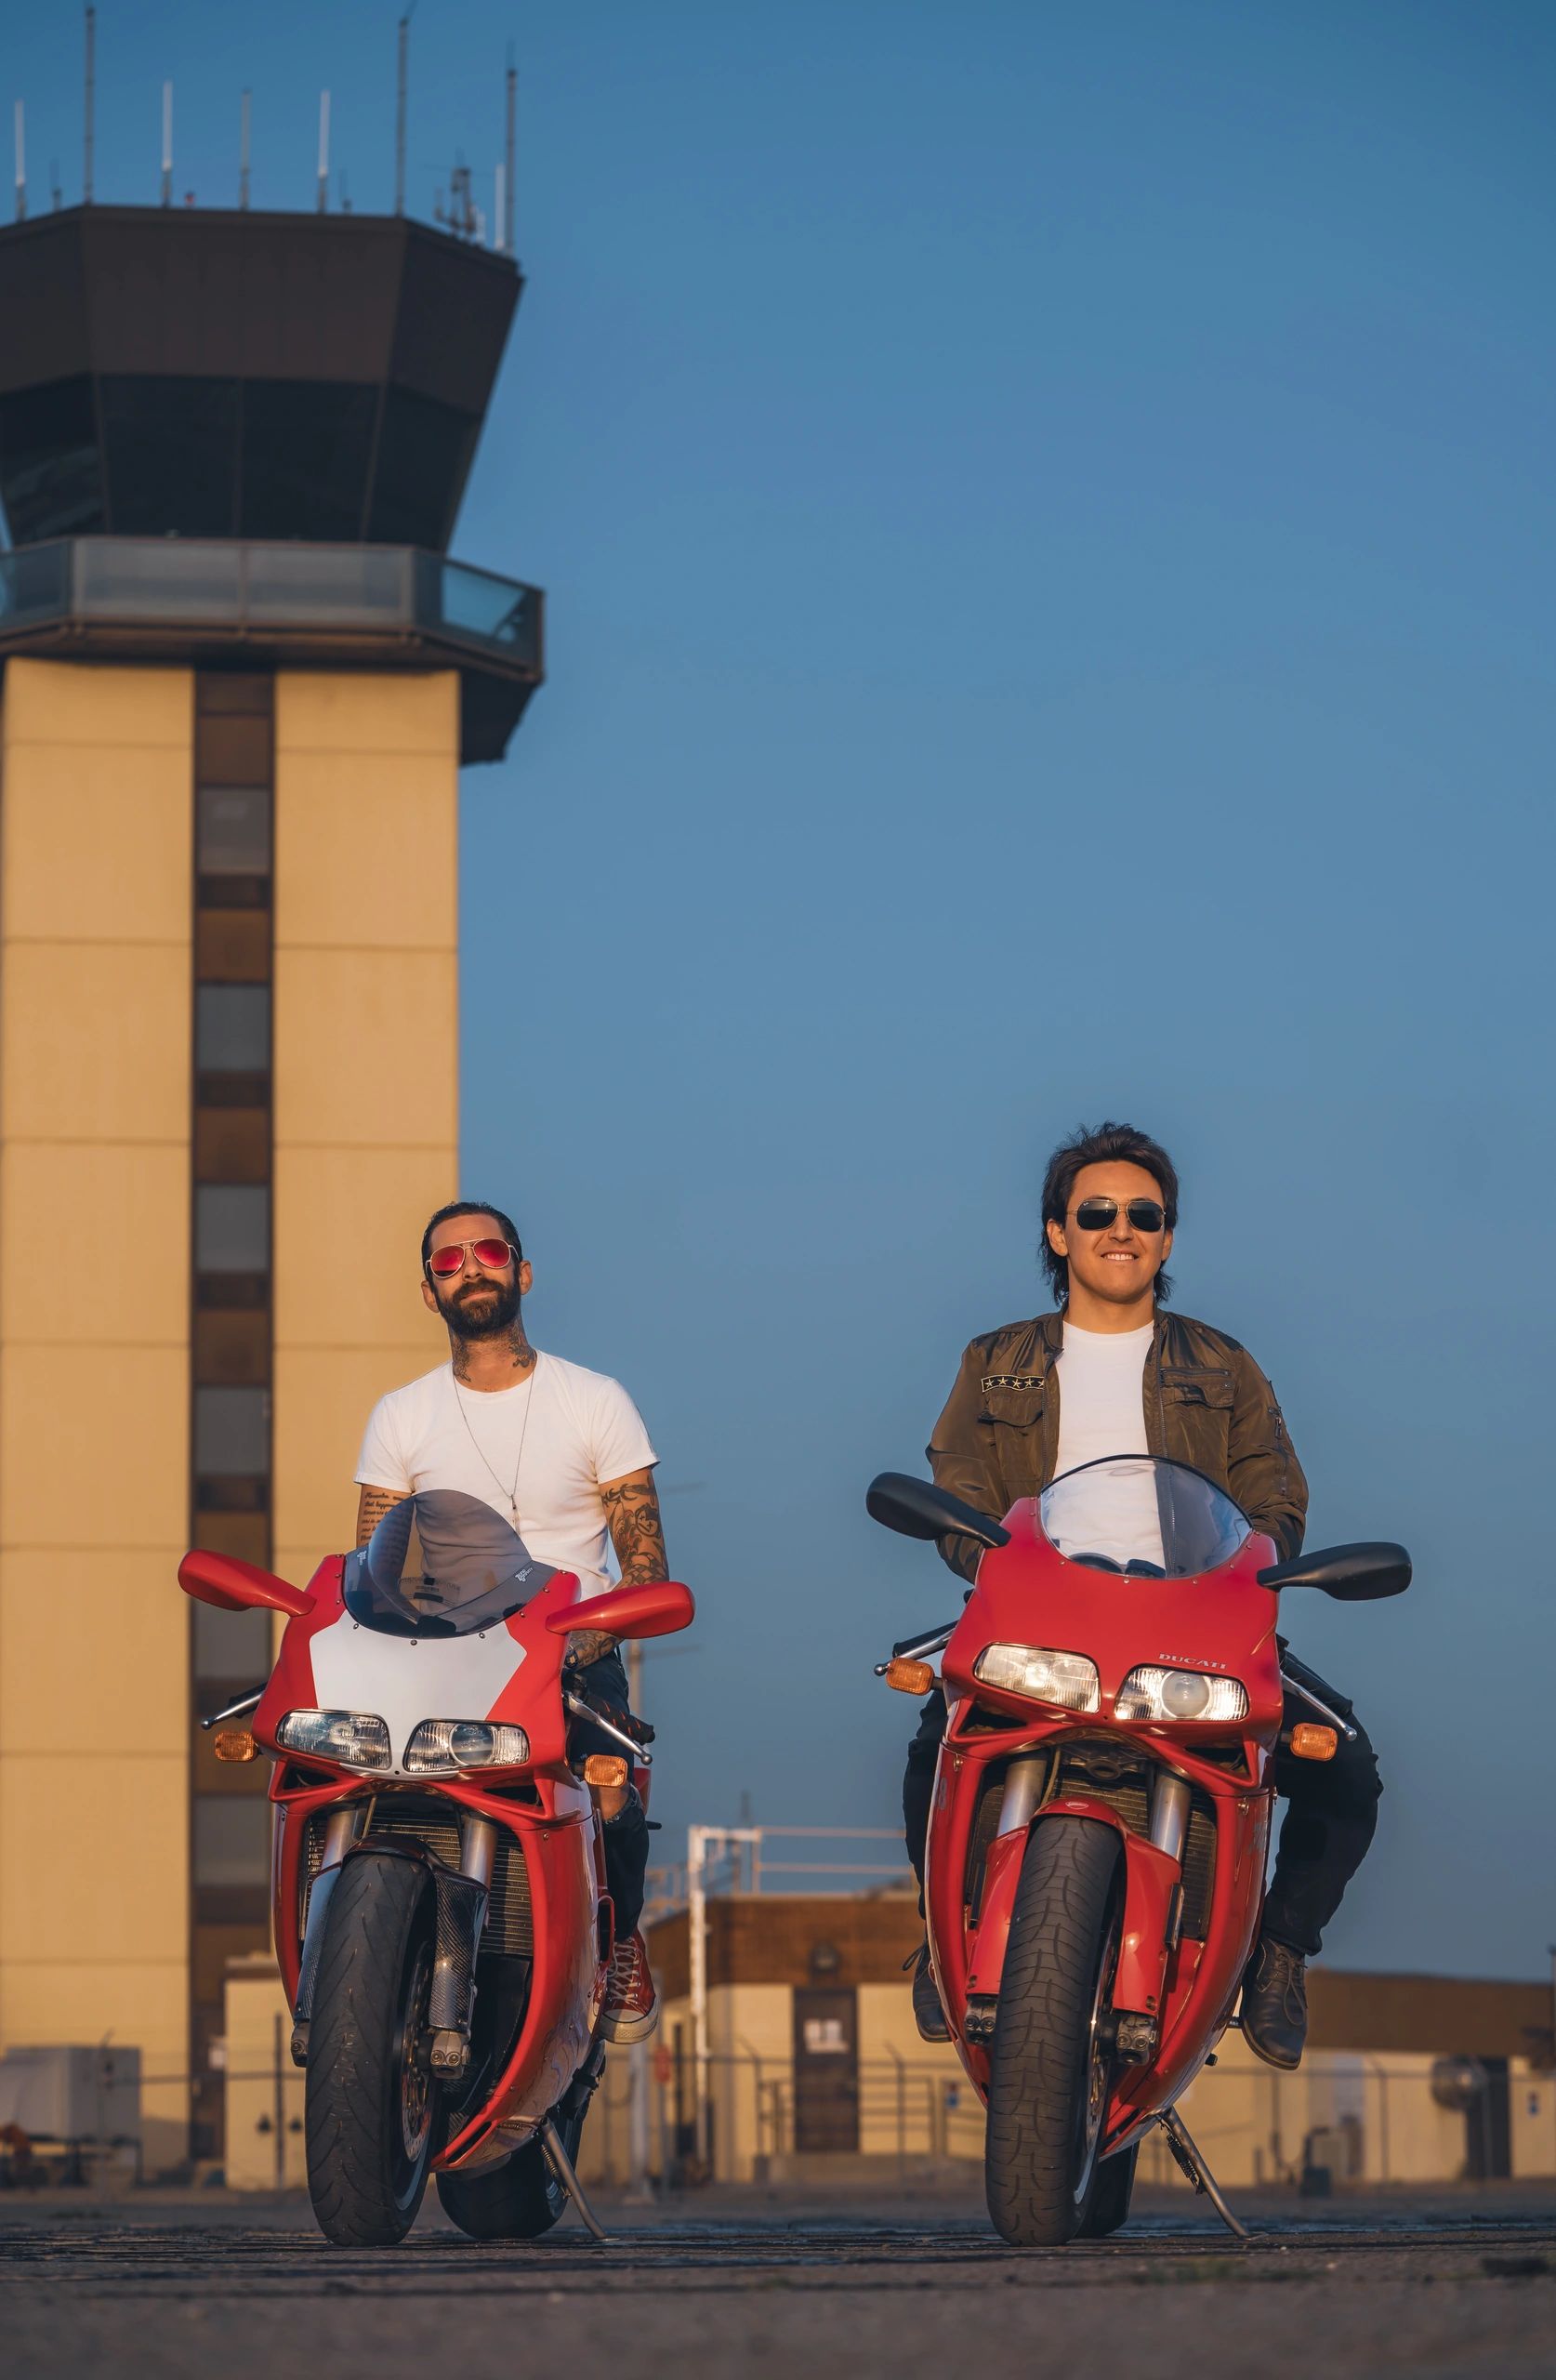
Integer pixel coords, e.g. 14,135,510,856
1037,1455,1251,1580
345,1488,556,1637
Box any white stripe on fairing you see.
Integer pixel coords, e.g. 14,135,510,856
307,1611,526,1772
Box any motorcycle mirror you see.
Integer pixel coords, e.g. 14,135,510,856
178,1548,312,1618
546,1579,695,1642
865,1472,1011,1552
1256,1541,1411,1601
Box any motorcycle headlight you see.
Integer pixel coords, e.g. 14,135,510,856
1115,1666,1248,1723
973,1645,1101,1712
403,1719,531,1774
275,1708,391,1770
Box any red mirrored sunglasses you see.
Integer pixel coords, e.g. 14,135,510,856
426,1237,520,1278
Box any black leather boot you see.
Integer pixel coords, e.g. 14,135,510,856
1241,1936,1308,2069
906,1941,951,2043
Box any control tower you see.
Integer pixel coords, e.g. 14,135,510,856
0,202,543,2166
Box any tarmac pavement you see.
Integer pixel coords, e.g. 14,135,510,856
3,2179,1552,2380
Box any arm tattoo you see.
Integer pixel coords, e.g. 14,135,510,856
600,1474,668,1586
356,1485,411,1547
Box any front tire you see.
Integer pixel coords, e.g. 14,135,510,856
984,1817,1123,2247
305,1852,438,2246
436,2100,587,2241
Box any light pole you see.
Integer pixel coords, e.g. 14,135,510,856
688,1823,761,2175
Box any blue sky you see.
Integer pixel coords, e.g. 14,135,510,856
13,3,1554,1977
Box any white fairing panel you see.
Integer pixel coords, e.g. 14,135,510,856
308,1612,525,1775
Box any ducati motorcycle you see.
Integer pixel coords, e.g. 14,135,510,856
181,1488,692,2246
868,1454,1407,2245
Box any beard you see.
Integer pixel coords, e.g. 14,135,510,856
442,1272,523,1341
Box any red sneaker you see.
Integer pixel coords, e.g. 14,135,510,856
601,1929,659,2043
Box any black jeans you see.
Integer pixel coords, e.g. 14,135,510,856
902,1646,1380,1962
567,1650,650,1940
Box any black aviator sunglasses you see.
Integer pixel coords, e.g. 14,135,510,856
1068,1197,1167,1235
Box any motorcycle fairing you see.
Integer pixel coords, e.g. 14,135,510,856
940,1499,1285,1737
254,1555,589,1778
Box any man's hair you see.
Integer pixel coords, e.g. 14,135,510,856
1039,1121,1179,1307
420,1198,523,1276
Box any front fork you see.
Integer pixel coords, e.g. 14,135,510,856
963,1755,1190,2059
986,1753,1190,1854
428,1816,496,2076
289,1805,495,2075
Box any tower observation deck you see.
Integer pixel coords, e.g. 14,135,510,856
0,204,542,758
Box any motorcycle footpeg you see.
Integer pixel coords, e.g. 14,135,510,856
1114,2012,1159,2065
963,1994,998,2046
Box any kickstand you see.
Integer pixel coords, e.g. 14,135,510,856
540,2116,609,2243
1158,2107,1252,2241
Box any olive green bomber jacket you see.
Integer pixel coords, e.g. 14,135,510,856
926,1309,1308,1581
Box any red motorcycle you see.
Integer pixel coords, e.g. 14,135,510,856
868,1455,1408,2245
181,1488,692,2246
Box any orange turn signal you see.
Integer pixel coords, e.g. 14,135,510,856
1289,1723,1338,1761
885,1658,934,1696
213,1729,258,1764
582,1753,629,1788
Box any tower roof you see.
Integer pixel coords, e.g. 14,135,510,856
0,206,521,551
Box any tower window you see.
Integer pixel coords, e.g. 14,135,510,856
195,1185,269,1274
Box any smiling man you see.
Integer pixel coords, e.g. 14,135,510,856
352,1199,667,2043
900,1121,1382,2069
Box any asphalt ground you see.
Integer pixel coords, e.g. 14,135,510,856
3,2180,1553,2380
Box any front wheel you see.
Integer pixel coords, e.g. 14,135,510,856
305,1852,438,2246
983,1816,1123,2247
436,2100,587,2241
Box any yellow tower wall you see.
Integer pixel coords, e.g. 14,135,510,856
0,659,194,2172
270,671,458,1594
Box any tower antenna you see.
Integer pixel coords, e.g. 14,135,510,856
396,7,416,217
84,7,96,205
317,90,330,213
161,82,173,207
240,89,251,210
504,46,516,256
14,101,25,223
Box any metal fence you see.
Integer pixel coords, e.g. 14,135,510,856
577,2043,1556,2193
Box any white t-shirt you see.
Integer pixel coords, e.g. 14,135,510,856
354,1350,658,1594
1050,1320,1164,1570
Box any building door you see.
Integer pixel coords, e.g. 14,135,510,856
1466,2056,1511,2179
792,1988,859,2153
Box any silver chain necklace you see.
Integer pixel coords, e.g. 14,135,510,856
450,1355,538,1529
